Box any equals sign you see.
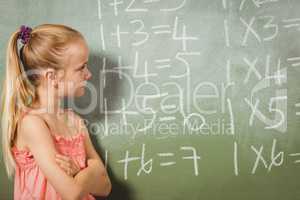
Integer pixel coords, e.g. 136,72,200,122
151,25,172,34
295,103,300,116
282,18,300,31
154,59,171,69
289,153,300,163
144,0,160,3
287,57,300,67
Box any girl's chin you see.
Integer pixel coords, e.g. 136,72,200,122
63,87,86,97
74,87,86,97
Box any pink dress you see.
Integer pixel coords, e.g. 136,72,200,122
11,109,96,200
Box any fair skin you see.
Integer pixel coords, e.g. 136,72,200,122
16,38,111,200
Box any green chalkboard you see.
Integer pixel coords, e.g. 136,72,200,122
1,0,300,199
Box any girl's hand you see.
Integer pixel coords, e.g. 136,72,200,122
55,154,81,177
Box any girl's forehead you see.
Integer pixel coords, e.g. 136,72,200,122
65,40,89,64
67,39,89,56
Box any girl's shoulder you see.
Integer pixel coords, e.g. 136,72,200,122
15,109,51,151
15,107,85,151
19,107,84,135
19,107,50,119
18,107,48,128
20,107,76,120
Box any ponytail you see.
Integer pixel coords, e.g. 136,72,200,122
0,30,35,178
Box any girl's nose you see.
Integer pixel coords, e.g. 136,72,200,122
85,68,92,80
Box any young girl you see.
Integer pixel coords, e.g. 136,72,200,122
1,24,111,200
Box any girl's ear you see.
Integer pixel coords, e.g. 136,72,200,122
44,68,56,80
44,68,58,88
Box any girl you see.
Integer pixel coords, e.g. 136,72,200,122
0,24,111,200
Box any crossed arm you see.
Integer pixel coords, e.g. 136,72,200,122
72,113,111,197
21,114,111,200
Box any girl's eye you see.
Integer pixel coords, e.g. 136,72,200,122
79,64,87,71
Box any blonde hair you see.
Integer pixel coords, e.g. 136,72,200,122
0,24,84,179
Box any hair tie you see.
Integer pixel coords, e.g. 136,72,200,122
18,25,32,44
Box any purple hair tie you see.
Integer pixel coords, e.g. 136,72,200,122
18,25,32,44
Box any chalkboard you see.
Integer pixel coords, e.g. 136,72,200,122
1,0,300,199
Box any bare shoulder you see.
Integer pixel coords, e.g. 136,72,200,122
19,110,49,132
18,113,52,149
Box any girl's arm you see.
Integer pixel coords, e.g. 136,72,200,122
74,135,112,197
21,115,85,200
72,113,112,197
